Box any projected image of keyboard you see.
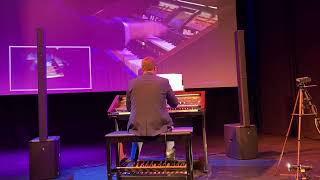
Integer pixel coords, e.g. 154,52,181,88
111,0,218,76
9,46,92,92
147,36,176,52
25,52,65,79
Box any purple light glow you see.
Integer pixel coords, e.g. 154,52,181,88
0,0,237,95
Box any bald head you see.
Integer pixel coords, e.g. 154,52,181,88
141,57,156,73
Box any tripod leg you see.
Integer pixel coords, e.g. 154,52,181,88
296,89,304,180
277,91,300,168
303,90,320,134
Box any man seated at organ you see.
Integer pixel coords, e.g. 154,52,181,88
126,56,179,161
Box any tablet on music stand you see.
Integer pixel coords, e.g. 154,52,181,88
157,73,184,91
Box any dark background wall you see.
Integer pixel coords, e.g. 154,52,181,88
1,0,320,148
253,0,320,135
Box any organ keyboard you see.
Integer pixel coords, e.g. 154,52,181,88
108,91,205,118
107,91,208,172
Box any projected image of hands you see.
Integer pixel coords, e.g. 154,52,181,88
9,46,92,92
0,0,237,95
25,52,65,79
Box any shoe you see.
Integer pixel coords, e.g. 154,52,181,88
126,160,137,167
120,158,137,167
165,148,176,161
120,157,130,166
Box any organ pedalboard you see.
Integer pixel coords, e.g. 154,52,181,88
118,160,188,179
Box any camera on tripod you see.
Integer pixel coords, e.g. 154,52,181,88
278,76,319,180
296,77,311,87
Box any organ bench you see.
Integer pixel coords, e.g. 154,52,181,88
105,127,193,180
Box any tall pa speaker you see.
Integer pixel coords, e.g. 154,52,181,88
29,28,60,179
224,30,258,159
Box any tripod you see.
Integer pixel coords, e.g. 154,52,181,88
277,83,318,180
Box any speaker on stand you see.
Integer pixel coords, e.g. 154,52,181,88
224,30,258,159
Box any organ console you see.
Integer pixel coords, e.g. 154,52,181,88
108,91,205,116
110,0,218,75
107,91,208,172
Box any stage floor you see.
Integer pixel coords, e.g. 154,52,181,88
0,134,319,180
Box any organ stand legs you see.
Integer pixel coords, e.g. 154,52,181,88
106,141,112,180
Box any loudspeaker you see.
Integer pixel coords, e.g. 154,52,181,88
224,30,258,159
235,30,250,126
224,123,258,159
29,136,60,180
